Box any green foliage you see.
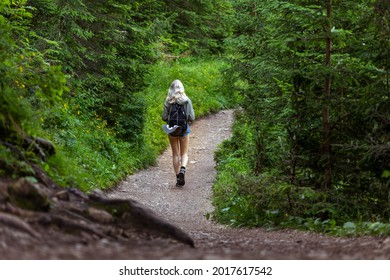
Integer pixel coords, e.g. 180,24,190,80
28,0,157,141
213,0,390,235
41,106,140,191
0,145,34,178
0,1,67,140
0,1,67,186
213,116,390,234
160,0,235,55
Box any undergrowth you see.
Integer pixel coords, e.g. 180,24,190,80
212,112,390,236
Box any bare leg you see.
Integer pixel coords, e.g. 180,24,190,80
179,135,189,168
169,136,181,175
169,135,190,186
169,134,190,174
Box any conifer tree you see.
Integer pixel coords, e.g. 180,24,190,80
224,0,390,222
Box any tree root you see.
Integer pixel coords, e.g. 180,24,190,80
33,213,106,238
0,173,195,248
0,212,40,240
89,193,195,247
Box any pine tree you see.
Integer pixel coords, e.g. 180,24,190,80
224,0,390,222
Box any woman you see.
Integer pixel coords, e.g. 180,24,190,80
162,80,195,187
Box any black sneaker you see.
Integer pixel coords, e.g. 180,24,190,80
176,174,181,187
177,167,186,187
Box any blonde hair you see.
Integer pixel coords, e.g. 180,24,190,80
166,79,189,104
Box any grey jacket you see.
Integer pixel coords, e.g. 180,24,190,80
162,98,195,123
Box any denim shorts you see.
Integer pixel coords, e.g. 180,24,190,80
171,124,190,138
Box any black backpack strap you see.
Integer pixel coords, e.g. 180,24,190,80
167,103,173,123
182,102,188,121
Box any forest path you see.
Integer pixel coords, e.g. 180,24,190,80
107,110,389,259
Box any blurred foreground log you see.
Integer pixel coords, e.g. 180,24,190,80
0,170,194,248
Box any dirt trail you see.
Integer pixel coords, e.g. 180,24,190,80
107,110,390,259
109,110,233,231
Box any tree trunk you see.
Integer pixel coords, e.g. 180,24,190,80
322,0,332,189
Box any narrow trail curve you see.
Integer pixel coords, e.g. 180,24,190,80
108,110,390,260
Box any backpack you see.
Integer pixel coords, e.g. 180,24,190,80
167,103,187,136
